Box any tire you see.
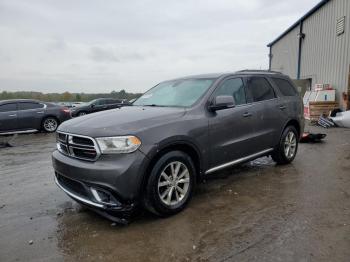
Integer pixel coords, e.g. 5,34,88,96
144,151,196,217
78,111,87,117
42,117,59,133
271,125,299,165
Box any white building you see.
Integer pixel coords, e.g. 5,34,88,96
268,0,350,109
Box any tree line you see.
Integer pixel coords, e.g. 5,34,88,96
0,90,143,102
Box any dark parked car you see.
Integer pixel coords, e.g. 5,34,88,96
70,98,127,117
0,99,71,134
52,70,304,223
56,102,77,108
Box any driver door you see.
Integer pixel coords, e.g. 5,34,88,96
208,77,257,169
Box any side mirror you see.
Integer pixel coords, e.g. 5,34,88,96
209,95,235,111
90,103,95,108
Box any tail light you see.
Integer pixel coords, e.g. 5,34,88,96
61,107,71,114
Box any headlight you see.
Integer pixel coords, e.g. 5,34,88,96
96,136,141,154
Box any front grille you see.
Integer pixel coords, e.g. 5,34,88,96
57,133,67,143
56,132,100,161
72,136,94,146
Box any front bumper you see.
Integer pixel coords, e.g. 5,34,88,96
52,149,149,221
54,173,133,223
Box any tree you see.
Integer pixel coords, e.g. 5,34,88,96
119,89,127,99
75,93,81,101
62,91,72,101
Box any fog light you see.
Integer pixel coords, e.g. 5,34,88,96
90,188,119,206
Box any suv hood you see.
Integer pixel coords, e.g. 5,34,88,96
58,106,186,137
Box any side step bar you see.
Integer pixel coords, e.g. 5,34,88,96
205,148,274,175
0,129,38,136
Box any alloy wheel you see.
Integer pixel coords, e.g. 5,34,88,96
157,161,190,206
284,131,297,159
44,118,58,132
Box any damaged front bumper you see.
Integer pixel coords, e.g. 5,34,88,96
52,149,149,224
54,173,135,224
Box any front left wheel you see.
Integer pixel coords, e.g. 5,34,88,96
42,117,59,133
144,151,196,217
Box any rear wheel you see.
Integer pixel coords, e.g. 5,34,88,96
42,117,59,133
144,151,196,217
272,126,299,165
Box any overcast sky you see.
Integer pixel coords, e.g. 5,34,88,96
0,0,320,94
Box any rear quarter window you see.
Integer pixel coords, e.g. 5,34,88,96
272,78,297,96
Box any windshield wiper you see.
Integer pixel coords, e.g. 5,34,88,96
142,104,168,107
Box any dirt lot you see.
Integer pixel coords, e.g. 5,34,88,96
0,125,350,262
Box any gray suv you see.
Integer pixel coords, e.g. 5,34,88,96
52,70,304,222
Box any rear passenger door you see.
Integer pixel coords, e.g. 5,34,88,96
245,76,285,151
208,77,257,168
270,77,300,124
0,103,18,132
17,102,46,130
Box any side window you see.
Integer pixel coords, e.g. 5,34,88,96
272,78,297,96
18,102,43,110
246,77,275,102
94,100,103,105
0,103,17,112
107,99,120,104
213,78,246,106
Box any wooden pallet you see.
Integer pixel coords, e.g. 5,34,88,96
307,101,339,121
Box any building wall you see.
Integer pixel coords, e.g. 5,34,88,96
301,0,350,103
270,0,350,108
270,26,299,78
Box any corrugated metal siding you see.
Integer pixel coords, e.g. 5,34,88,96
270,0,350,108
301,0,350,105
270,26,299,77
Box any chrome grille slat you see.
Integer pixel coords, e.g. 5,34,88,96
56,131,100,161
68,142,95,148
69,145,96,151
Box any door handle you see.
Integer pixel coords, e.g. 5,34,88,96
36,111,44,114
243,112,252,118
8,114,17,117
279,105,287,110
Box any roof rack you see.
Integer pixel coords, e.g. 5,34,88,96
236,70,283,75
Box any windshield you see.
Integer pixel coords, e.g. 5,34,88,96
86,99,98,106
133,78,215,107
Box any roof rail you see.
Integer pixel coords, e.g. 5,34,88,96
236,69,283,75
